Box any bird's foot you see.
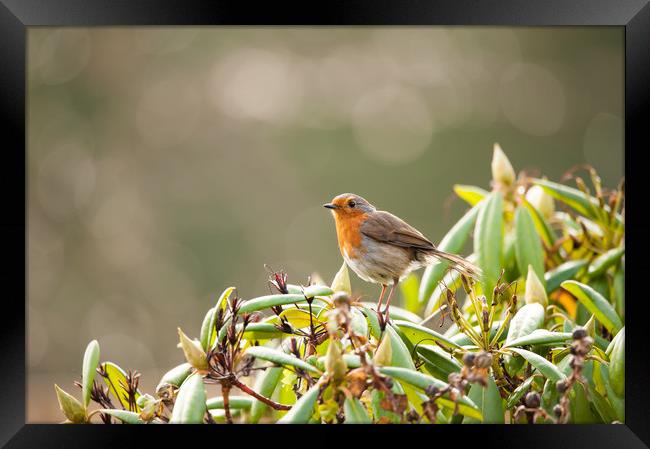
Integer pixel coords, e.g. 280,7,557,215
376,308,388,332
376,306,391,331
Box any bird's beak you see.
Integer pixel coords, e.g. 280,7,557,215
323,203,338,210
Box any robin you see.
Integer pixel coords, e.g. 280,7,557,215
324,193,480,323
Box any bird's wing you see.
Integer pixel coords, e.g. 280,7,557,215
360,211,435,250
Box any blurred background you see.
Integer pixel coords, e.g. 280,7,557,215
27,27,623,422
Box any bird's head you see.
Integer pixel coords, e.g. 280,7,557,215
323,193,375,218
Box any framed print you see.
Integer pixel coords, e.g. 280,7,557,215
1,0,649,447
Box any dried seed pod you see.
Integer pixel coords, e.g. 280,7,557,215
425,384,439,397
332,291,351,309
462,352,476,367
406,410,420,423
345,368,369,398
572,328,588,340
474,351,493,369
524,391,541,409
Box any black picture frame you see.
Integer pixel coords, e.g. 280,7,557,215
1,1,648,447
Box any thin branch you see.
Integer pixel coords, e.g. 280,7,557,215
222,385,233,424
232,378,291,411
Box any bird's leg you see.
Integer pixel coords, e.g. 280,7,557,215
381,279,399,323
376,284,387,312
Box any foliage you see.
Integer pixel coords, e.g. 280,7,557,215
55,145,624,424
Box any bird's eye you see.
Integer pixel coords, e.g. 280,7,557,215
348,200,356,208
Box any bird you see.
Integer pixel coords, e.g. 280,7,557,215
324,193,480,323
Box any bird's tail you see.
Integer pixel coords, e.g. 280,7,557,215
428,248,482,281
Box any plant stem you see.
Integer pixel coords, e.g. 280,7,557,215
232,378,291,411
222,384,233,424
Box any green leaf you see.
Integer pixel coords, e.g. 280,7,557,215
541,378,558,418
54,384,86,423
81,340,100,409
504,330,572,348
464,375,504,423
378,366,481,420
370,389,401,423
532,178,622,227
100,362,141,411
245,346,322,374
385,324,417,370
520,196,556,248
602,366,624,420
277,381,321,423
359,305,382,340
170,373,207,424
249,366,283,423
215,286,236,312
209,409,243,421
393,320,462,351
514,206,545,286
506,376,535,409
278,308,321,329
373,333,392,367
99,409,143,424
504,303,545,346
506,348,566,382
590,387,617,423
474,191,504,297
242,322,285,340
156,363,193,392
545,260,588,293
359,302,420,323
316,354,361,370
209,287,237,347
419,203,481,303
587,246,625,280
416,344,462,377
400,273,420,314
199,307,217,352
502,229,520,281
613,261,625,320
350,307,369,338
561,281,623,334
302,285,334,298
239,294,312,314
607,327,624,397
570,382,598,423
206,395,253,410
343,397,371,424
454,184,489,206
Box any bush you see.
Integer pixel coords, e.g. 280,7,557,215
54,145,624,424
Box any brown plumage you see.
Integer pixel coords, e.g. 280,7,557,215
360,210,480,278
324,193,480,322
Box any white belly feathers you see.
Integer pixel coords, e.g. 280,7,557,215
342,236,420,285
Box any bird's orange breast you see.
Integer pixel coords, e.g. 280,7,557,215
334,213,368,259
